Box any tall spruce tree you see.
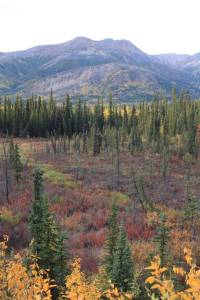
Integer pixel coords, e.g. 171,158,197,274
111,223,134,292
104,204,119,276
9,141,23,183
29,168,68,289
154,213,170,266
33,168,43,200
105,206,134,292
160,146,169,179
13,143,23,182
184,185,199,239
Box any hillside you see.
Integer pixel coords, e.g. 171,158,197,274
1,37,200,101
153,52,200,79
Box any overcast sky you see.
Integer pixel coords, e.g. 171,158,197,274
0,0,200,54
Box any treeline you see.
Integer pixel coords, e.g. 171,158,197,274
0,89,199,157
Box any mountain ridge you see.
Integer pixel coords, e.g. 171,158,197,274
1,37,200,101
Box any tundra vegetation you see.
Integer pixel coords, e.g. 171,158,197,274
1,89,200,299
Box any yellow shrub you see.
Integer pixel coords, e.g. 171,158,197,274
63,258,134,300
0,235,53,300
63,257,101,300
146,248,200,300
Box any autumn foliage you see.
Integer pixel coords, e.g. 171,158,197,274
146,248,200,300
2,234,200,299
0,235,53,300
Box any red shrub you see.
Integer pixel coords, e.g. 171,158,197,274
125,223,153,240
71,229,105,249
86,209,108,231
73,248,99,273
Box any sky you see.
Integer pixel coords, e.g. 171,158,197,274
0,0,200,54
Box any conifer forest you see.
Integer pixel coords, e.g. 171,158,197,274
1,89,200,299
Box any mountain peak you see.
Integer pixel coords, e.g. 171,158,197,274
1,37,200,100
73,36,92,41
99,37,136,46
65,36,94,48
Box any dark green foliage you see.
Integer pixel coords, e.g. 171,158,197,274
9,140,15,165
32,168,43,201
104,204,119,276
111,223,134,292
154,213,170,266
0,90,200,161
93,126,101,156
184,153,192,181
92,99,104,156
104,206,134,292
184,187,199,221
128,105,143,154
9,141,23,182
108,93,115,127
160,146,169,179
184,185,199,239
29,169,68,286
13,144,23,182
129,127,143,154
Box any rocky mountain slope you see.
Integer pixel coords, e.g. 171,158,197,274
1,37,200,101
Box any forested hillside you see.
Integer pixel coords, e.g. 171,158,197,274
1,89,200,299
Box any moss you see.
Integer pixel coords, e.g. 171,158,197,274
43,169,65,184
111,192,130,205
21,146,78,188
64,180,78,189
51,195,62,204
36,163,78,188
0,213,21,225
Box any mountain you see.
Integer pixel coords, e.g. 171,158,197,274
178,53,200,77
153,52,200,83
151,53,190,66
1,37,200,101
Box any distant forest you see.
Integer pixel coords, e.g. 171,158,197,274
0,89,198,155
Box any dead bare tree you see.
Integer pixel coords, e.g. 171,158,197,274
50,134,58,154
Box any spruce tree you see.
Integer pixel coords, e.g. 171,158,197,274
184,152,192,181
111,223,134,292
33,168,43,200
29,168,68,289
9,140,15,166
154,213,170,266
93,125,101,156
186,103,198,156
160,146,169,179
184,185,199,239
13,143,23,182
104,204,119,276
129,127,143,154
9,141,23,183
